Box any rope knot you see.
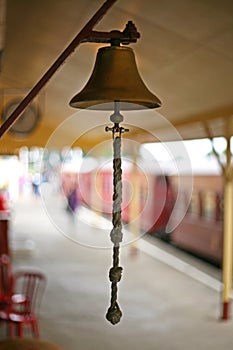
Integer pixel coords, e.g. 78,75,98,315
109,266,123,282
106,303,122,325
110,227,123,245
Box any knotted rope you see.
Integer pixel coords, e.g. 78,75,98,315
105,101,129,325
106,134,123,325
105,114,129,324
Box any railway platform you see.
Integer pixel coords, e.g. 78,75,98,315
1,191,232,350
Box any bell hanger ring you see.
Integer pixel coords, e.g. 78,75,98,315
80,20,140,45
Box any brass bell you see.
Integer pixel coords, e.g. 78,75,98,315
69,45,161,110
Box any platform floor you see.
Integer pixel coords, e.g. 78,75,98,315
1,190,233,350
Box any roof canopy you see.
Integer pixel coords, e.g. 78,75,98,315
0,0,233,152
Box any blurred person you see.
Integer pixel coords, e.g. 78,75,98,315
66,187,79,214
32,173,40,196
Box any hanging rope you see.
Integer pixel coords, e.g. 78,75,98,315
105,104,129,325
106,133,123,324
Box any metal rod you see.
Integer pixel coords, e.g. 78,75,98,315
0,0,118,138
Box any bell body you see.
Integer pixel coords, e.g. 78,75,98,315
70,45,161,110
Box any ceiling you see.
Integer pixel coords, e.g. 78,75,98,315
0,0,233,153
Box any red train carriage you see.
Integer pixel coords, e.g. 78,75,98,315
61,168,224,264
171,177,223,264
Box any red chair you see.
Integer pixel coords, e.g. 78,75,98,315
0,254,13,307
0,254,27,310
0,270,46,338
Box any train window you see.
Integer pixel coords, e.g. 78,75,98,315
187,190,223,221
216,193,223,221
188,192,199,216
202,191,214,219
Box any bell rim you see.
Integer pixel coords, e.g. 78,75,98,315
70,98,161,110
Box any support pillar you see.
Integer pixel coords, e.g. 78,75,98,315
221,170,233,320
204,120,233,321
221,122,233,320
